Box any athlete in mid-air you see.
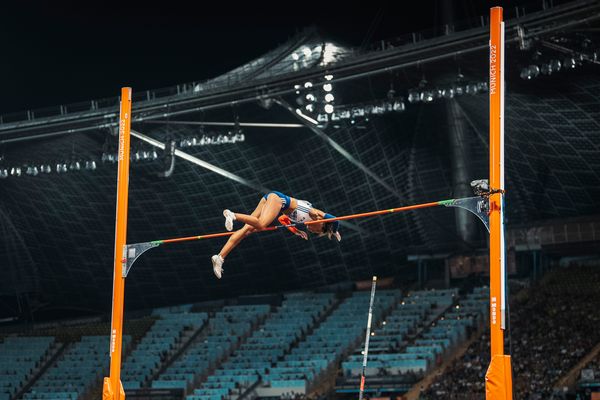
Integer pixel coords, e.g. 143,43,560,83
211,191,341,278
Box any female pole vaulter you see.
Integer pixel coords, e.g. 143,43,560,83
211,191,341,278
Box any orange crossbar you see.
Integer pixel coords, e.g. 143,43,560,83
155,200,446,245
103,88,132,400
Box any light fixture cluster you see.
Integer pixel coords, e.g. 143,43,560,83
519,55,589,80
178,131,245,148
0,159,97,179
101,149,159,164
290,43,343,69
290,45,322,64
312,78,488,124
407,79,488,104
295,74,336,115
521,33,598,80
315,98,406,124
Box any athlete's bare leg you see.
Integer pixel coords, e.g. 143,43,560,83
218,198,265,259
231,194,282,230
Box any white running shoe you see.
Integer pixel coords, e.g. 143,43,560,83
211,255,224,279
332,231,342,242
223,209,236,231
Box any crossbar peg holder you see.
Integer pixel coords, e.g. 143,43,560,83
122,242,161,277
440,196,491,232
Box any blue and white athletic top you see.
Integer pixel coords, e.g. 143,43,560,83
289,200,313,223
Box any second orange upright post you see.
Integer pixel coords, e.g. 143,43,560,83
486,7,513,400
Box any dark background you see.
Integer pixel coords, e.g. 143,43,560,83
1,0,535,113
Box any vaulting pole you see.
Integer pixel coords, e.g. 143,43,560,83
358,276,377,400
103,87,132,400
485,8,513,400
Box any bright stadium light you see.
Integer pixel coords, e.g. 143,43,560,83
351,107,365,118
392,100,405,112
466,83,479,95
442,88,455,99
321,43,338,65
324,74,333,81
528,65,540,77
304,81,313,88
317,113,329,122
408,90,420,103
324,104,334,114
323,83,333,92
302,47,312,58
421,91,434,103
291,52,299,61
325,93,334,102
370,105,385,115
563,56,577,69
541,63,552,75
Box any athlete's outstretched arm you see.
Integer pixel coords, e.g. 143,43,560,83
278,215,308,240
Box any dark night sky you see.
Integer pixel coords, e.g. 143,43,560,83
1,0,534,114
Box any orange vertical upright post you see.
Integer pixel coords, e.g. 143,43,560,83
486,8,513,400
103,87,132,400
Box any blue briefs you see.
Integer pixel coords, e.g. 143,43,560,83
263,191,291,211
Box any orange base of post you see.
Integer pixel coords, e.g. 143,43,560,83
103,377,125,400
485,355,513,400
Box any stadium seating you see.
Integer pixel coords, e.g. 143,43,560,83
152,304,269,392
121,308,207,390
24,335,131,400
187,293,335,400
266,290,399,394
341,288,487,378
0,336,55,400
